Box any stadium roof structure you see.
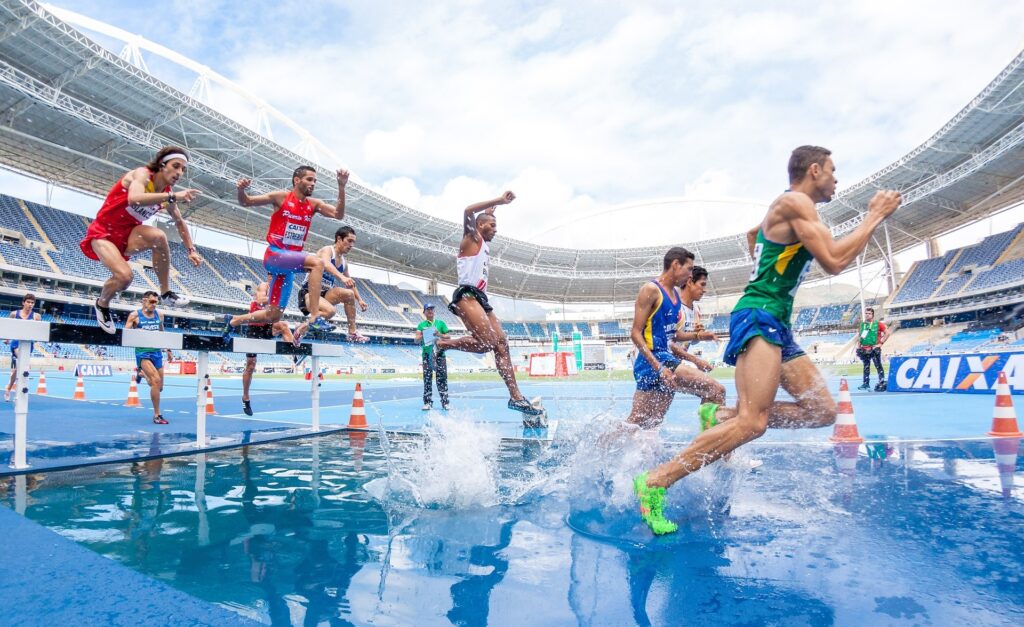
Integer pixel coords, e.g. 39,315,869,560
1,0,1023,302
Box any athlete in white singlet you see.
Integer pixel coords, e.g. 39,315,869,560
297,225,369,343
435,191,544,418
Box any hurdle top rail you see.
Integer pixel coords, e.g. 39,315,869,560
1,317,349,471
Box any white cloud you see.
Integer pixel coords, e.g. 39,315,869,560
40,1,1024,258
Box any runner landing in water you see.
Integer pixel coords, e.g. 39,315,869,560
434,191,546,426
634,145,902,535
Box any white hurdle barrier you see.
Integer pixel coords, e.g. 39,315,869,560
310,343,347,432
1,317,347,468
1,318,51,469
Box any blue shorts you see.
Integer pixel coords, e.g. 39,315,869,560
723,308,805,366
136,351,163,371
263,246,310,308
633,350,682,392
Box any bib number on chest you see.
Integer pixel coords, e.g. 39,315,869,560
126,202,163,222
283,223,308,247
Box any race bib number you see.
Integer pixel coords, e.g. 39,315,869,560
283,222,308,247
125,202,163,222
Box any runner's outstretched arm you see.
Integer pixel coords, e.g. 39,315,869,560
313,169,349,219
786,191,901,275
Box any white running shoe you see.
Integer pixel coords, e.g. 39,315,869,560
94,299,116,334
422,402,432,411
159,290,190,307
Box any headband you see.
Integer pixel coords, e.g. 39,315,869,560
160,152,188,165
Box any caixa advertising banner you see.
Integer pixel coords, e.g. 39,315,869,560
887,352,1024,394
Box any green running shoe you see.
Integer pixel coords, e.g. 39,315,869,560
633,472,678,535
698,402,720,432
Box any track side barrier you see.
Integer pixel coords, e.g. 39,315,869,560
1,320,329,469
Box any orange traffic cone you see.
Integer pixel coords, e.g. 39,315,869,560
124,373,141,408
35,370,47,395
348,430,367,472
204,378,216,415
830,378,864,442
72,376,86,401
348,382,368,429
988,371,1023,437
991,437,1020,498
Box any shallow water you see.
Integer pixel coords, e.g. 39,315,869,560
2,421,1022,626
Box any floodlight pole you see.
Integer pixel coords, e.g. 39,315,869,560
856,253,866,316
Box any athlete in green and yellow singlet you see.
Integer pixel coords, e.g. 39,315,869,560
633,145,903,535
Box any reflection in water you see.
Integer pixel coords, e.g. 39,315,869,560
0,434,1021,625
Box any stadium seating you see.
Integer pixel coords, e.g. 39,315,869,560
0,195,45,241
0,243,53,273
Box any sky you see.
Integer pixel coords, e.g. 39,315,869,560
5,1,1024,314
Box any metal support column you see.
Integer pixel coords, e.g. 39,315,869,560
311,355,321,432
195,351,209,448
11,341,30,469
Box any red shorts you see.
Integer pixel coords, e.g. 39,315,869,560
80,219,137,261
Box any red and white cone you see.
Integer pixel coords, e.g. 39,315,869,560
348,382,368,429
124,373,141,408
988,371,1022,437
72,376,86,401
35,370,47,395
204,379,216,415
830,379,864,443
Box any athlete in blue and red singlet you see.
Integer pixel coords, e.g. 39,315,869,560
221,166,350,340
80,146,203,334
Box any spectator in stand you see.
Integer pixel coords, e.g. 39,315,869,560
416,303,450,411
4,293,41,402
856,307,888,391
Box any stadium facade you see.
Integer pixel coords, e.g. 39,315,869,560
0,0,1023,303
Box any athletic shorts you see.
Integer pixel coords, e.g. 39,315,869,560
297,285,329,316
633,350,682,393
136,351,163,371
80,219,137,261
245,323,275,358
9,341,32,370
723,308,805,366
449,285,492,315
263,246,309,308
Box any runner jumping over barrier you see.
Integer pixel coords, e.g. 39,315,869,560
80,146,202,333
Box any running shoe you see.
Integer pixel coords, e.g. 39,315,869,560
874,381,887,392
441,401,450,411
857,383,870,391
152,414,169,425
422,402,432,411
94,299,116,334
159,290,190,308
698,402,719,432
633,472,678,535
347,331,370,343
308,317,336,333
242,399,253,416
3,389,10,402
508,398,544,415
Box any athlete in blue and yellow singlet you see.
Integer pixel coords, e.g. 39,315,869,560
632,281,684,392
622,247,696,429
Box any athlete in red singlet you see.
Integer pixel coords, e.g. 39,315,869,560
221,166,349,341
240,279,295,416
81,146,203,333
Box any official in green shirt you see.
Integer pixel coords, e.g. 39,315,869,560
416,303,450,410
856,307,888,391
